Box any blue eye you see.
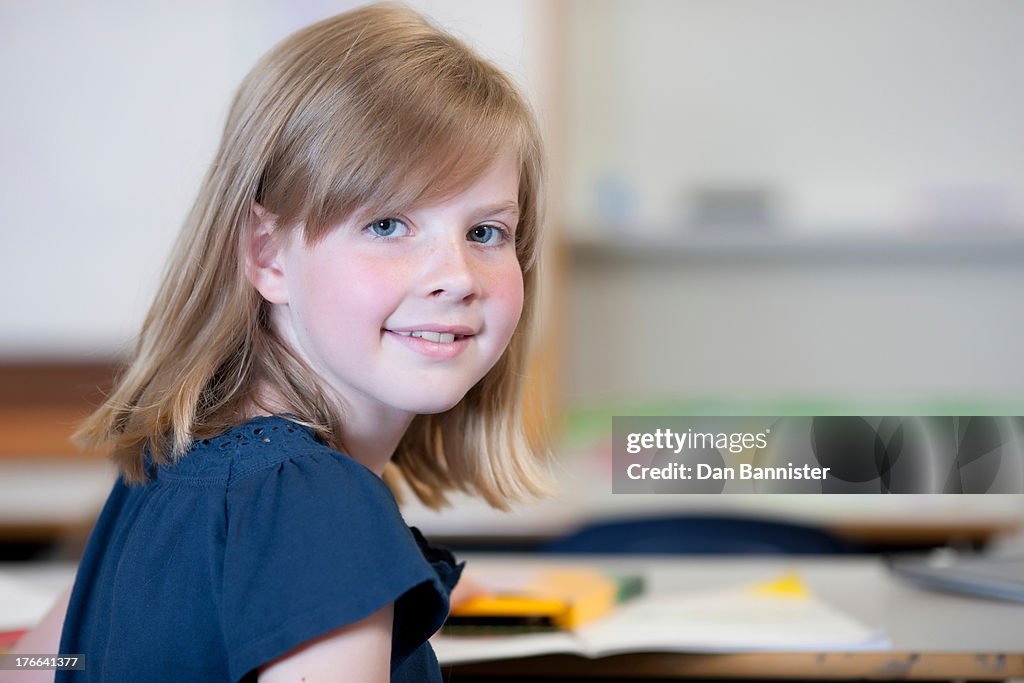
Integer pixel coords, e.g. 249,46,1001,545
367,218,407,238
468,224,508,245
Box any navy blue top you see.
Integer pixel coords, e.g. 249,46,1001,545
57,415,463,682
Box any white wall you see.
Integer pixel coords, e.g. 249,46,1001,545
566,0,1024,235
566,256,1024,404
0,0,546,357
561,0,1024,404
4,1,1021,406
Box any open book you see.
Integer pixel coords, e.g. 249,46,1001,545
433,572,888,665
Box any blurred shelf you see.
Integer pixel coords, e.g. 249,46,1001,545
566,232,1024,266
0,361,119,459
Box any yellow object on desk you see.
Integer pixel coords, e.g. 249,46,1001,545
749,571,811,599
447,567,619,630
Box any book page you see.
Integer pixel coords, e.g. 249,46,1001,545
575,578,888,657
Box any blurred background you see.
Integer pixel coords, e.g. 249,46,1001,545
2,0,1024,561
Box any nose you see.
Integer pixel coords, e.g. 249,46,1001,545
421,237,481,303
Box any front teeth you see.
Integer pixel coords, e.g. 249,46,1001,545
393,330,457,343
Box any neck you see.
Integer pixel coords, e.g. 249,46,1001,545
243,382,413,478
336,404,415,477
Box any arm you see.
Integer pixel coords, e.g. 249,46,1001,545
257,602,393,683
0,584,72,683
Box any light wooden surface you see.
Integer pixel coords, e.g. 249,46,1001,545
4,557,1022,680
448,651,1024,680
0,461,116,542
443,554,1024,680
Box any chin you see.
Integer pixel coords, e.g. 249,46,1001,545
396,391,469,416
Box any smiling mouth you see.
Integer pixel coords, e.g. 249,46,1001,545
386,330,470,344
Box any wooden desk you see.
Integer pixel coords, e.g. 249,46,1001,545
441,554,1024,681
3,556,1022,680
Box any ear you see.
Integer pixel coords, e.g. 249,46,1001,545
245,202,290,304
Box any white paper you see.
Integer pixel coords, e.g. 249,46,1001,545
0,573,61,632
574,586,888,656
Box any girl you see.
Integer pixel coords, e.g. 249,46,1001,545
17,4,552,681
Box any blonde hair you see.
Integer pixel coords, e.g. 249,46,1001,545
75,3,554,510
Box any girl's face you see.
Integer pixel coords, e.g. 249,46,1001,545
258,152,524,420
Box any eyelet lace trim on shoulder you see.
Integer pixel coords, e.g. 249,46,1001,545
195,416,318,451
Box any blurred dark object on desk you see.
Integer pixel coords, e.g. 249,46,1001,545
544,515,858,555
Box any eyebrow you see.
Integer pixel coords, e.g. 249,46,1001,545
472,201,520,223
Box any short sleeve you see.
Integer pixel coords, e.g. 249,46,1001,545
409,526,465,596
222,446,448,682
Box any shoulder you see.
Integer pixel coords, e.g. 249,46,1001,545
155,415,384,498
216,420,448,681
220,416,396,521
223,415,378,484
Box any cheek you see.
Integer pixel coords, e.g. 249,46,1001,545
306,256,407,329
486,262,525,338
329,260,399,316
